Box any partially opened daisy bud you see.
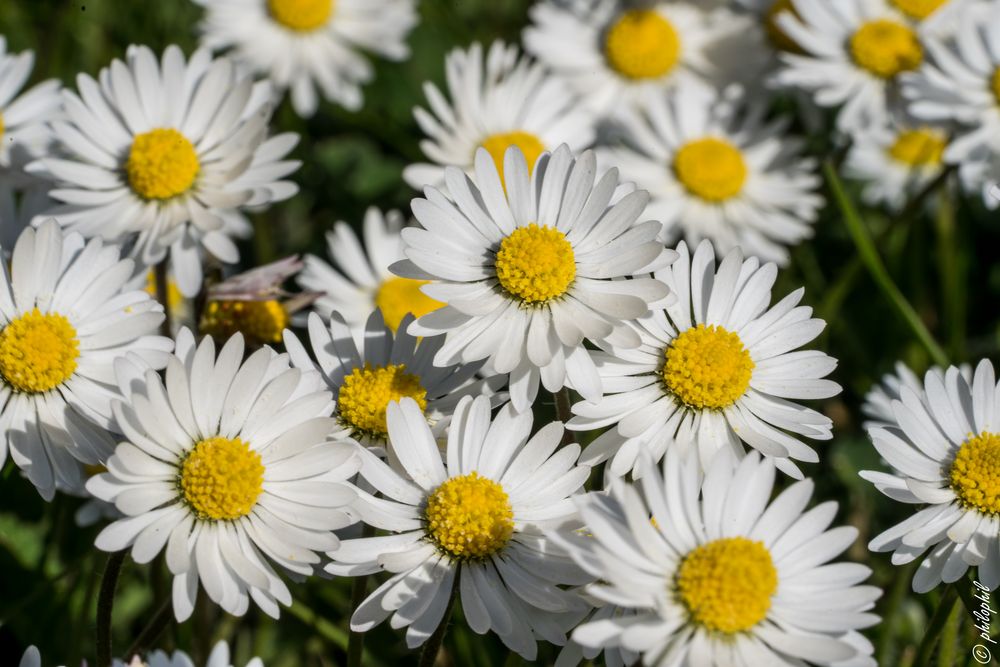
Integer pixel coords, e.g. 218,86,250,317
862,359,1000,592
555,450,881,667
327,395,593,659
568,240,840,479
398,144,676,412
87,330,360,621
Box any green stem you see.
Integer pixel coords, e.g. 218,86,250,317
914,583,960,667
417,581,459,667
287,599,350,650
553,387,575,447
934,176,965,361
347,524,376,667
877,561,919,665
824,163,948,367
937,592,963,667
125,596,173,659
96,550,127,667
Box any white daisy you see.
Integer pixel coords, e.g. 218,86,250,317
18,647,60,667
327,395,592,659
296,207,442,333
0,37,61,170
555,604,638,667
113,640,263,667
27,44,300,297
402,41,597,191
193,0,418,117
0,220,172,500
600,83,822,265
862,361,971,428
523,0,766,119
861,359,1000,592
87,330,361,620
398,144,674,412
568,240,839,480
555,450,881,667
776,0,929,132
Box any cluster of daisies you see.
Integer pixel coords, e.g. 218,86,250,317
1,0,998,665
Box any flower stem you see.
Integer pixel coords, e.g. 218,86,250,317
347,524,376,667
553,387,576,447
154,259,172,337
823,162,948,367
934,175,965,361
914,583,959,667
417,581,459,667
96,550,127,667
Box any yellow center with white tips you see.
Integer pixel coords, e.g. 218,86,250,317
480,131,546,184
604,9,681,80
764,0,802,52
337,363,428,438
268,0,334,31
891,0,949,20
676,537,778,634
374,277,443,332
849,19,923,79
200,300,289,345
662,324,754,410
888,128,946,166
674,138,748,203
0,309,79,393
495,224,576,305
950,432,1000,515
425,472,514,560
126,128,200,200
180,437,265,521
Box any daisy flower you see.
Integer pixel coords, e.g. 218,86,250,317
568,240,839,479
776,0,929,132
327,395,592,659
600,83,822,265
524,0,767,119
862,361,971,428
398,145,674,412
27,44,300,297
284,309,502,455
18,647,57,667
296,207,442,333
556,450,881,667
0,220,171,500
0,37,61,170
87,330,360,620
113,641,263,667
402,41,597,191
861,359,1000,592
194,0,418,117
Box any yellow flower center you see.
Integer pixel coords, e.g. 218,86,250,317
126,128,200,201
849,19,923,79
267,0,334,31
425,472,514,560
199,300,289,345
337,363,428,438
0,111,5,139
888,128,946,166
495,224,575,305
480,131,546,185
764,0,802,52
992,67,1000,107
144,270,184,311
604,9,681,80
0,309,79,393
676,537,778,635
674,138,748,203
374,277,443,332
950,432,1000,515
891,0,948,20
662,324,754,410
180,437,265,521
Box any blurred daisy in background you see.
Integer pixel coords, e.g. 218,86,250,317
296,207,442,333
328,395,592,660
398,145,674,412
89,331,360,620
113,641,263,667
862,360,1000,592
0,37,61,170
556,450,880,667
194,0,417,117
601,83,821,265
27,45,300,297
402,41,596,190
569,241,839,479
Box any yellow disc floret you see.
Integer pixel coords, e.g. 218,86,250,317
950,432,1000,515
604,9,681,80
425,472,514,560
374,277,443,332
764,0,803,53
674,138,748,203
200,300,289,346
676,537,778,634
849,19,923,79
495,224,575,305
144,270,185,311
268,0,334,31
126,128,200,201
662,324,754,410
480,131,546,184
0,111,5,140
337,363,428,438
891,0,948,20
180,437,264,521
992,67,1000,107
888,128,946,167
0,309,79,393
